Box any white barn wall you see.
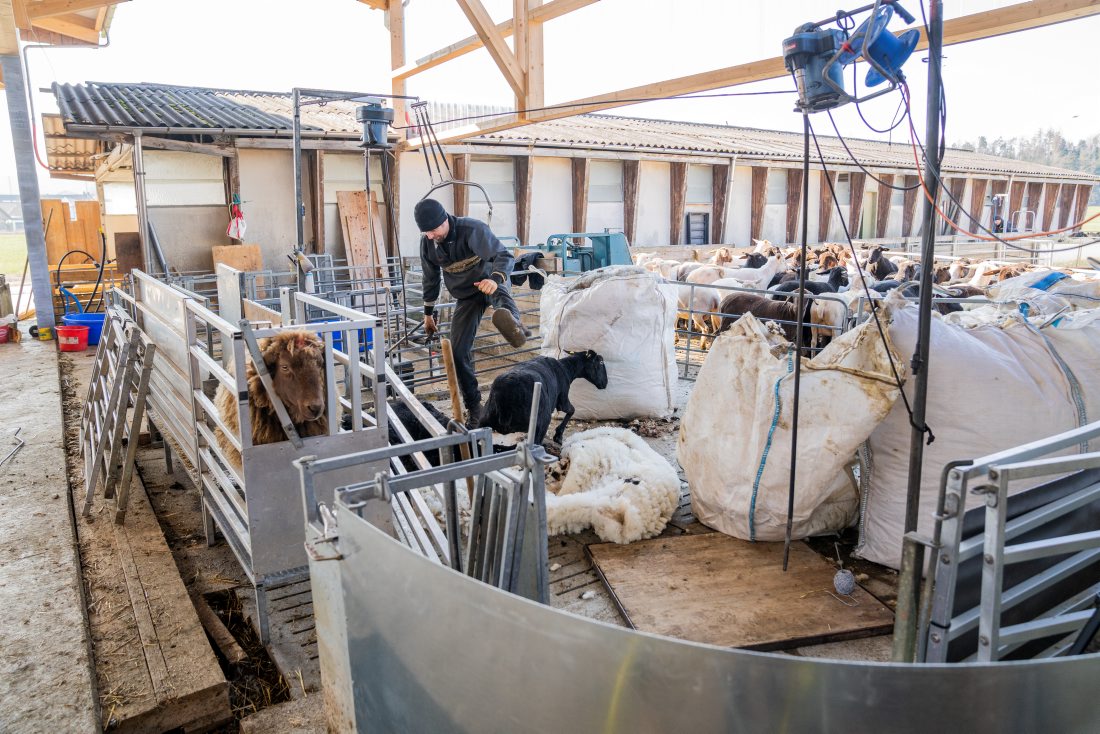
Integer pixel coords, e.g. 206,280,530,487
529,157,572,246
588,202,624,234
144,150,228,273
636,161,670,246
729,165,753,246
807,169,822,245
238,149,312,268
398,156,454,257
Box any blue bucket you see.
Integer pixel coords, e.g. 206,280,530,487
62,312,106,346
314,318,373,354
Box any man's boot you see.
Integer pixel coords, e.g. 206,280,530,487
465,400,481,428
492,309,528,348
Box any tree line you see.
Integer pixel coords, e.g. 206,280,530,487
955,130,1100,204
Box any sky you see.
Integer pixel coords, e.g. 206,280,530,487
2,0,1100,195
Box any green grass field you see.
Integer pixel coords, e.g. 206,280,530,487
0,233,28,277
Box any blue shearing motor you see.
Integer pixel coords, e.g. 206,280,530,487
783,2,919,113
545,231,633,273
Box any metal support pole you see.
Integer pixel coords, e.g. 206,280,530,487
132,131,153,274
2,54,55,331
904,0,943,533
293,88,305,252
783,112,812,571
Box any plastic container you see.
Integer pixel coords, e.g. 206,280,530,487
62,312,106,346
57,325,89,351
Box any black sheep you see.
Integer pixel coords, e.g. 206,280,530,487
388,399,451,468
479,351,608,445
867,247,899,280
769,267,848,298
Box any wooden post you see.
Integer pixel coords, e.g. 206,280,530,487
309,150,325,253
440,338,476,501
875,174,894,238
785,168,803,245
514,155,533,246
901,175,921,238
1057,182,1076,229
819,170,837,242
711,161,733,244
571,157,589,235
1041,182,1060,231
623,159,640,244
1072,184,1092,231
388,0,407,135
1008,179,1026,228
453,154,471,216
968,177,988,233
848,172,866,239
750,166,768,242
526,0,545,111
669,161,687,246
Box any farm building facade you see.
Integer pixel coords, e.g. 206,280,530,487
46,82,1100,273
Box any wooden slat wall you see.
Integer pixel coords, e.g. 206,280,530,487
818,170,837,242
902,175,921,237
571,157,590,235
623,160,640,245
990,179,1008,200
1058,183,1076,229
967,177,988,233
1041,182,1060,231
1026,181,1043,223
785,168,803,244
1008,180,1026,227
669,162,687,246
41,199,70,266
711,163,731,244
750,167,768,242
453,154,470,216
1072,184,1093,231
875,175,894,238
848,172,866,238
514,156,533,245
947,178,967,232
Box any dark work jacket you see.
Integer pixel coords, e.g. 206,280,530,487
421,215,515,310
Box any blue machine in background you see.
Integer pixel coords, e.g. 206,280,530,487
544,231,633,273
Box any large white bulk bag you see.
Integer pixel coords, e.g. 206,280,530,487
540,266,677,420
856,307,1100,569
678,308,905,541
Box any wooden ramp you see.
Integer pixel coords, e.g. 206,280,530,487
587,534,894,651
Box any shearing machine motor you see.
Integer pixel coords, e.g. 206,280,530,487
782,1,920,113
545,231,633,273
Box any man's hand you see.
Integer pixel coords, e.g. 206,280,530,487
474,279,499,295
424,314,438,337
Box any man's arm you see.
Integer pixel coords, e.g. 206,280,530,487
467,221,515,286
420,238,442,316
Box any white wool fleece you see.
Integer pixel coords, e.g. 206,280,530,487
546,427,681,544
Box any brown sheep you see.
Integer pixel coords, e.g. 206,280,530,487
214,330,329,471
716,292,810,343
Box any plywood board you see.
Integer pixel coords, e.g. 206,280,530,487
41,199,70,266
211,243,263,272
337,190,385,277
242,298,281,326
586,534,893,651
76,200,103,254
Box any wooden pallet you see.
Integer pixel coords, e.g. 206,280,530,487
587,534,894,651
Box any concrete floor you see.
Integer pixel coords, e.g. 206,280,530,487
0,329,98,732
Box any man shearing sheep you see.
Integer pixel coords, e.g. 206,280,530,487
416,198,529,426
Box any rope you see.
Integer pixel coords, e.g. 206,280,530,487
749,348,793,541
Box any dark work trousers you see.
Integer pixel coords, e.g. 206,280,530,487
448,286,522,410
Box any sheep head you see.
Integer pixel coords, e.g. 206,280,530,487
257,330,327,425
579,350,609,390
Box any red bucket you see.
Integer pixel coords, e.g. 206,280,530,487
57,325,89,352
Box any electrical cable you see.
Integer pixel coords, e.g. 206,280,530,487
808,118,933,443
390,89,798,130
826,108,920,191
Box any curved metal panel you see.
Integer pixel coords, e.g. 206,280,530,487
332,504,1099,733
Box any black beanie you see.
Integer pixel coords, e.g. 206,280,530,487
414,198,447,232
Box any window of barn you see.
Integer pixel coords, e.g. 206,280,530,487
589,160,624,202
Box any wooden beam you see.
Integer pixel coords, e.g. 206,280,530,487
357,0,389,9
391,0,598,82
1026,180,1043,227
750,166,767,242
968,177,989,234
454,0,525,98
386,0,406,134
819,170,837,242
526,0,544,111
947,177,966,231
412,0,1100,146
623,159,639,245
785,168,803,244
514,155,532,245
513,0,528,92
1041,181,1060,230
571,156,589,235
453,154,471,216
902,175,921,238
24,0,124,19
308,150,324,253
2,0,21,54
848,173,866,239
31,12,98,43
875,174,894,239
12,0,31,30
1058,182,1076,228
669,161,687,246
711,162,731,244
138,135,235,157
1072,184,1092,230
1008,180,1026,228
